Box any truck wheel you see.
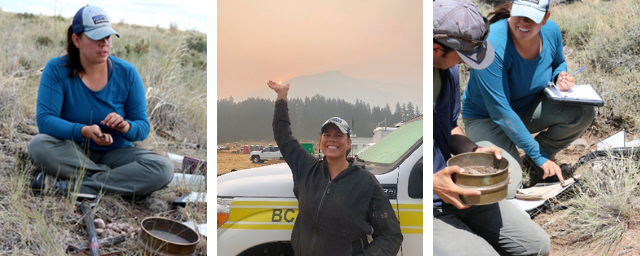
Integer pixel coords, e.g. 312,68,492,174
239,241,293,256
252,156,261,163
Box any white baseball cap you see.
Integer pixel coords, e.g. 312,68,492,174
511,0,550,24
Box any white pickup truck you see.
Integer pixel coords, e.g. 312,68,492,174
249,146,283,163
218,116,423,256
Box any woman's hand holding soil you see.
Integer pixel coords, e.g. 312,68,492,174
101,112,130,133
81,124,113,146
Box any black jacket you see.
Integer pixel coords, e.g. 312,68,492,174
273,100,403,255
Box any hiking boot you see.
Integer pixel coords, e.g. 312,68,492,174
523,156,574,184
31,171,71,195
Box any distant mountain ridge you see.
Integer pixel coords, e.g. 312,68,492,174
234,71,423,110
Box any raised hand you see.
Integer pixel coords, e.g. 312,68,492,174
267,80,290,101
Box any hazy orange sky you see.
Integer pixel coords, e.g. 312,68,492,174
218,0,422,100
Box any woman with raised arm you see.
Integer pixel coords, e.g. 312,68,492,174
28,5,173,197
268,80,402,255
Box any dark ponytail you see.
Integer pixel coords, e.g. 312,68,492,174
65,25,84,78
488,2,512,24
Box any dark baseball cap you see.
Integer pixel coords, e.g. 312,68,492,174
321,117,350,135
433,0,495,70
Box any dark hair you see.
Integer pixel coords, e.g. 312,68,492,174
434,40,455,56
65,25,84,78
488,2,512,24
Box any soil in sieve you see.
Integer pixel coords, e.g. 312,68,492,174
463,165,501,175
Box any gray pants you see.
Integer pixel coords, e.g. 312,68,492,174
28,134,174,196
463,93,595,198
433,201,551,256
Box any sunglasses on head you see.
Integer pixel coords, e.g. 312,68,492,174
433,16,490,50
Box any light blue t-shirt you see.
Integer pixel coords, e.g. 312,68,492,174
36,56,150,153
461,18,567,167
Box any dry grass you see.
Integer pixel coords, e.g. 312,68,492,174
554,152,640,254
552,0,640,133
544,1,640,253
0,10,206,255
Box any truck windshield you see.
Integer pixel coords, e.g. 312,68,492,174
357,118,422,166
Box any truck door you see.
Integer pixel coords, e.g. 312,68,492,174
262,147,273,160
270,146,281,159
395,147,423,256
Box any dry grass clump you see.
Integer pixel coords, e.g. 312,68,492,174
554,152,640,254
553,0,640,132
0,9,207,255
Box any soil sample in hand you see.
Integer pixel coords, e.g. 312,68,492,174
464,165,501,175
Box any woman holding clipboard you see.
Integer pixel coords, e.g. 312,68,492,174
460,0,596,195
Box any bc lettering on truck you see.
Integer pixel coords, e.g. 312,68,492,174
218,116,423,255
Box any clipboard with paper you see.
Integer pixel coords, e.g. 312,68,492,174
544,83,604,106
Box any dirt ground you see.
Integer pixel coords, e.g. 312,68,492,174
217,140,318,175
217,150,286,175
530,131,640,256
535,210,640,256
0,129,207,255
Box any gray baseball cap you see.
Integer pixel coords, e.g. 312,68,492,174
433,0,494,70
321,117,351,135
72,5,120,40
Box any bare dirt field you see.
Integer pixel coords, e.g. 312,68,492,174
217,140,318,175
217,150,286,175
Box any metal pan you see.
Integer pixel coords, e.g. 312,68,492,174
138,217,200,256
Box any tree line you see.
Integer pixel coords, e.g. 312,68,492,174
217,94,421,143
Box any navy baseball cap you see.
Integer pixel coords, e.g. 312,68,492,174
511,0,550,24
433,0,494,70
72,5,120,40
321,117,351,135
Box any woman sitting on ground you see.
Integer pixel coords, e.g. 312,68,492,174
28,5,173,197
268,80,402,255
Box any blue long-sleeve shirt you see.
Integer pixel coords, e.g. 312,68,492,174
36,56,149,153
462,19,567,167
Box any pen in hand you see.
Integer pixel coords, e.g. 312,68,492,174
561,66,586,82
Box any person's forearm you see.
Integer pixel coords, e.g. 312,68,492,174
276,92,287,101
120,119,149,142
363,188,403,255
37,114,85,141
450,127,479,155
363,234,403,255
450,134,480,155
273,100,318,181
